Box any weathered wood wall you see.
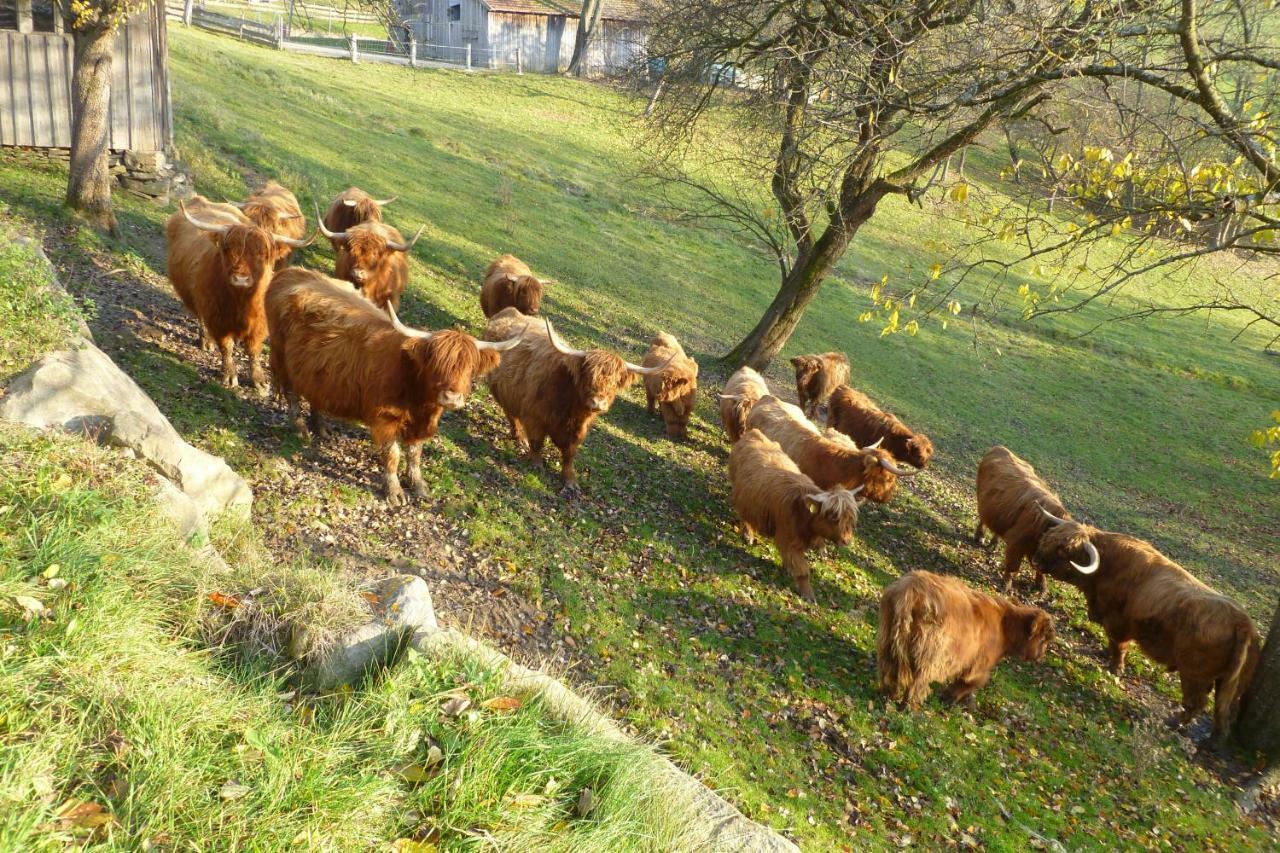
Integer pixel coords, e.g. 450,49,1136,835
486,12,643,74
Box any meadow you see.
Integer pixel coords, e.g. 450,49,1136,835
1,23,1276,848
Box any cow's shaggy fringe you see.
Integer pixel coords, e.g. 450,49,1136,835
719,365,768,443
482,253,546,318
790,351,849,417
333,221,412,310
828,385,934,469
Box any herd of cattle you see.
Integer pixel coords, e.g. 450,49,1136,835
162,180,1262,751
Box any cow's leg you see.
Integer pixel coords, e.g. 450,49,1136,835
781,550,815,602
1000,541,1028,594
245,334,268,396
972,520,986,546
557,440,582,498
1107,638,1131,676
307,408,330,441
1176,674,1212,729
523,426,547,466
942,672,989,706
216,337,238,388
1033,568,1048,594
286,392,308,439
504,413,530,455
1208,677,1238,750
645,387,656,416
404,442,429,501
379,441,405,506
198,321,216,352
740,520,757,545
904,676,931,710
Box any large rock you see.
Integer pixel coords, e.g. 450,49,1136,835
0,342,251,523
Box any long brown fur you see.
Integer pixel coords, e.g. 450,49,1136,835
642,331,699,440
1034,522,1260,746
482,307,635,494
827,385,934,469
746,395,899,500
266,268,503,505
974,445,1072,592
481,254,545,318
323,187,386,250
720,365,768,443
165,195,275,391
241,180,305,268
333,221,411,310
728,428,860,602
790,352,849,417
877,570,1055,709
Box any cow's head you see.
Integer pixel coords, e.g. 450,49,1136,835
790,355,822,390
505,274,546,315
1010,608,1056,661
319,207,423,288
829,432,916,502
238,200,304,260
545,318,674,414
657,362,699,439
805,486,861,545
901,432,934,469
181,203,310,289
1032,509,1101,581
337,188,393,223
386,304,523,410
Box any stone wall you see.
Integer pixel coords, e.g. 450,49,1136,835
23,146,191,204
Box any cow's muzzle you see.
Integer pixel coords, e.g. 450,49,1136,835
231,274,252,288
439,391,466,410
589,397,611,412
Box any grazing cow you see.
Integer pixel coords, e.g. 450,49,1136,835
235,180,306,268
482,308,671,496
321,187,395,251
642,332,699,440
719,365,769,443
265,268,523,505
746,395,913,501
827,385,933,469
318,205,425,311
481,254,547,318
165,197,310,391
790,351,849,417
974,445,1075,593
1033,512,1260,747
878,570,1055,709
728,428,862,601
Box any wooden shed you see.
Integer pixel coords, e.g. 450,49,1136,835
0,0,172,154
399,0,646,74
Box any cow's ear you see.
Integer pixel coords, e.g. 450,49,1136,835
790,356,803,368
476,348,502,376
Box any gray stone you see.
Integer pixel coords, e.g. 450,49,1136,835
0,343,251,522
153,476,205,541
123,150,167,172
119,176,171,196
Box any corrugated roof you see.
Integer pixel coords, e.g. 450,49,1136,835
483,0,648,23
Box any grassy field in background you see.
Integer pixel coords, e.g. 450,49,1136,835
1,24,1277,848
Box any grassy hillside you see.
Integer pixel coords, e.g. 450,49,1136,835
1,25,1276,848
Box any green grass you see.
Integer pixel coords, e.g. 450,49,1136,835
0,222,83,380
0,24,1276,848
0,425,698,850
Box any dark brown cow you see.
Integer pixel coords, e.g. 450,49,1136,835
321,187,395,251
317,204,425,311
878,570,1055,709
827,385,933,469
165,197,310,391
265,268,523,505
482,308,671,497
790,351,849,417
642,332,699,440
235,180,306,268
481,254,547,318
1034,513,1260,747
974,445,1073,593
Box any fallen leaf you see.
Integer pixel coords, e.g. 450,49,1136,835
397,763,436,783
42,564,60,579
441,696,471,717
219,780,250,801
481,696,521,712
13,595,50,619
424,744,444,767
576,787,595,817
208,592,240,610
507,793,545,809
47,578,68,590
361,591,380,605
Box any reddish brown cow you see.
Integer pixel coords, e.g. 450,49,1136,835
483,308,671,497
317,206,425,311
481,254,547,318
878,570,1055,709
321,187,395,251
719,365,768,442
790,351,849,417
729,428,861,601
746,395,912,501
1033,513,1260,747
235,180,306,268
265,269,523,505
827,385,934,469
642,332,699,440
974,445,1073,593
166,197,310,391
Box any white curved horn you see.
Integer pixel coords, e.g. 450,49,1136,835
879,456,919,477
273,230,314,248
475,320,527,352
180,202,232,235
719,393,743,401
224,198,247,209
544,317,588,358
342,198,358,207
374,195,397,206
385,302,434,340
864,436,884,450
315,202,348,242
1038,504,1068,526
386,224,426,253
626,350,678,376
849,484,865,496
1071,540,1100,575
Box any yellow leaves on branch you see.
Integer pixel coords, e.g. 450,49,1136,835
949,183,970,203
1249,410,1280,478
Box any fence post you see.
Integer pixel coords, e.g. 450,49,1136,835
273,15,284,49
465,42,472,70
350,35,359,64
516,44,522,75
409,34,417,68
182,0,193,27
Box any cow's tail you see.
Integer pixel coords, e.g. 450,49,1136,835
1217,621,1260,724
878,579,934,701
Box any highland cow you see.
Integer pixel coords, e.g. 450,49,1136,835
165,197,311,391
790,352,849,417
974,445,1074,593
318,205,425,311
827,385,933,469
481,254,547,318
642,332,699,440
265,268,523,505
321,187,395,251
878,570,1055,709
719,365,769,443
1033,512,1260,747
235,180,306,268
746,395,913,501
483,308,671,496
728,428,862,602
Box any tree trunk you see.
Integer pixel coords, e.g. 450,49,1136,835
566,0,602,78
66,21,117,234
1236,598,1280,765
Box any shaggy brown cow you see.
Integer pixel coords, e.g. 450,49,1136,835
719,365,769,442
729,428,862,601
265,268,523,505
481,254,547,318
791,351,849,417
827,385,934,469
746,395,913,501
1033,513,1260,747
317,205,425,311
642,332,699,440
878,570,1055,709
974,445,1074,593
483,308,672,496
166,197,310,391
235,181,306,268
321,187,395,251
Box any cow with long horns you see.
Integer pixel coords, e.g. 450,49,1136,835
642,332,699,440
481,254,548,318
729,428,862,602
233,180,306,268
321,187,396,251
165,196,312,392
316,202,424,311
1033,511,1260,748
827,385,934,469
265,268,523,505
790,351,849,418
482,308,672,497
975,445,1075,593
746,395,913,501
719,365,769,443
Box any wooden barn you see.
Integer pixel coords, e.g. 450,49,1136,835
398,0,646,74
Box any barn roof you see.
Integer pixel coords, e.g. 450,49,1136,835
482,1,649,23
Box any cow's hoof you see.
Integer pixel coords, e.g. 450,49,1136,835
559,483,583,500
221,375,238,389
409,481,429,501
385,487,407,507
253,382,270,398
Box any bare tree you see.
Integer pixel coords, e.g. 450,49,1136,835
568,0,605,77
